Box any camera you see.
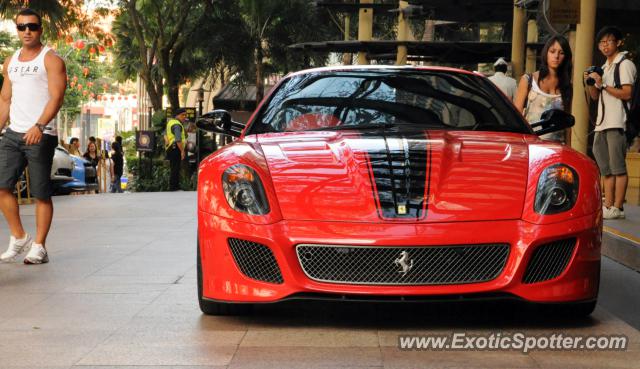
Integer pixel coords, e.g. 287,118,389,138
585,66,604,86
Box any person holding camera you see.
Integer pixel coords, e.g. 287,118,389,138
584,26,636,220
514,35,573,144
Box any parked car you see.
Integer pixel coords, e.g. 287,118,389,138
57,154,98,194
196,66,601,316
51,145,75,184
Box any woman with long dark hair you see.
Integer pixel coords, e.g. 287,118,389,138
514,35,573,143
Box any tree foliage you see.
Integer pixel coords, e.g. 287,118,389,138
112,0,343,110
113,0,224,110
0,0,115,43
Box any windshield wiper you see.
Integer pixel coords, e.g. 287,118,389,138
304,122,397,132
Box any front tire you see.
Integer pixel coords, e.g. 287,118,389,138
197,236,252,315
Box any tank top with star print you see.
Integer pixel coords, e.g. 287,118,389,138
7,45,57,136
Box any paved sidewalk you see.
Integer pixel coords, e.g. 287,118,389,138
0,193,639,369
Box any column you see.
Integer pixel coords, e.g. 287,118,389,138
396,1,409,65
511,1,526,80
357,0,374,65
570,0,597,153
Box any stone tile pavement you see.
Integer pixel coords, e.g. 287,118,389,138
0,192,638,368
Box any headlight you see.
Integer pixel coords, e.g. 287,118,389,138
534,164,579,215
222,164,270,215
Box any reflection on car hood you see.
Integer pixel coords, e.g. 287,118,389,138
257,130,530,223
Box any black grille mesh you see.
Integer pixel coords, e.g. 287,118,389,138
523,238,577,284
297,244,509,285
228,238,283,284
55,168,72,177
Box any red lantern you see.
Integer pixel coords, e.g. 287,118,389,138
98,45,105,53
70,81,76,88
90,93,95,99
82,67,89,77
132,95,137,99
72,75,78,82
82,90,88,96
117,96,122,100
77,84,83,90
103,83,108,91
89,47,96,55
110,96,114,102
65,35,74,45
74,40,85,50
87,81,94,88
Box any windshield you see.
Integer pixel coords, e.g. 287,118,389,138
248,69,530,135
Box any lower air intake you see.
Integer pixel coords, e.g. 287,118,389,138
228,238,283,284
523,238,577,284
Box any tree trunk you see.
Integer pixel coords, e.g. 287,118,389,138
167,81,180,109
255,42,264,104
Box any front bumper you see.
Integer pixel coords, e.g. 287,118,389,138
198,211,601,304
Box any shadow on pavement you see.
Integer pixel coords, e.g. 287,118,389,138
204,299,598,330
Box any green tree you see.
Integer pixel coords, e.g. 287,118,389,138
0,30,20,86
114,0,228,110
0,1,114,42
238,0,341,102
55,39,115,133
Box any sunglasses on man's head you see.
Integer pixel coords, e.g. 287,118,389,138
16,23,41,32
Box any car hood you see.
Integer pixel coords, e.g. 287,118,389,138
256,130,530,223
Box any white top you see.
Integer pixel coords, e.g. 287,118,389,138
595,51,637,132
7,46,57,136
488,72,517,101
525,75,565,142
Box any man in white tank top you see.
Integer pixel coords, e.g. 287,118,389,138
0,8,67,265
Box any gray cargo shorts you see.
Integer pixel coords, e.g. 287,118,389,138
593,128,628,176
0,128,58,200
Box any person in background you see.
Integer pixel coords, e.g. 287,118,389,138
83,141,99,169
110,141,123,193
514,35,573,144
488,57,517,101
68,137,81,156
584,26,637,220
165,108,187,191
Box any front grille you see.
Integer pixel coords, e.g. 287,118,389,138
297,243,509,285
228,238,283,284
523,238,576,284
55,168,72,177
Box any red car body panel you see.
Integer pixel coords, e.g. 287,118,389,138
197,66,602,305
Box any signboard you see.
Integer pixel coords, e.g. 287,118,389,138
136,130,155,152
548,0,580,25
165,107,196,121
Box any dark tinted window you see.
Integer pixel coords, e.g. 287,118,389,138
248,69,530,134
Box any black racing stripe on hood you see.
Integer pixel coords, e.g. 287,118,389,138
361,131,431,220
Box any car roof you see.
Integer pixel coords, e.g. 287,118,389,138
287,65,480,78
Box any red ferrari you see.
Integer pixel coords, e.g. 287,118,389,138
196,66,602,316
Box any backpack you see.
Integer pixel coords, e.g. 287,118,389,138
613,56,640,144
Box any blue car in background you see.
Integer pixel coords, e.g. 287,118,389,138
57,155,99,194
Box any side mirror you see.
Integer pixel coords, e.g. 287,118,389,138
196,109,245,137
530,109,575,137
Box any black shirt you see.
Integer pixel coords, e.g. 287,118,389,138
83,153,99,169
112,152,123,176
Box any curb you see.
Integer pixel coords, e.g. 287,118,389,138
602,226,640,272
